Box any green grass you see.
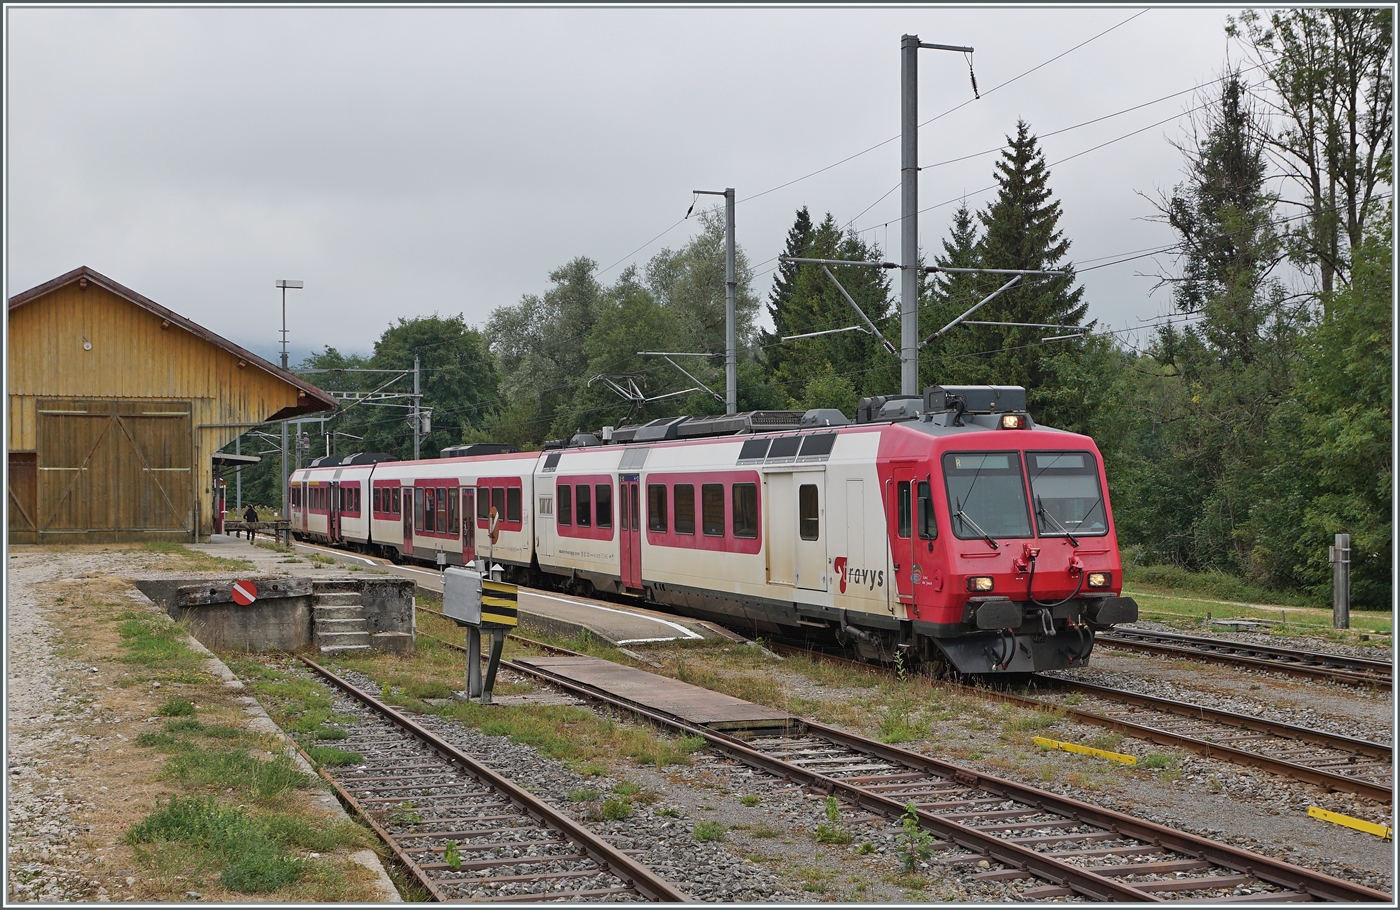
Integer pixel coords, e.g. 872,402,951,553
161,749,310,801
157,697,197,717
305,745,363,767
126,796,368,894
1140,752,1175,770
693,822,726,842
134,541,254,572
116,613,206,672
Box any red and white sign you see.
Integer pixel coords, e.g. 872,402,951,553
231,580,259,606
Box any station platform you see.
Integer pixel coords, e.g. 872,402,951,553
515,655,793,732
191,535,735,649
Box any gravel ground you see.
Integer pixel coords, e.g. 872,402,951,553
309,664,1006,902
8,547,1396,902
4,546,394,904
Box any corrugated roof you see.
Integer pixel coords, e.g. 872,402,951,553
8,265,337,420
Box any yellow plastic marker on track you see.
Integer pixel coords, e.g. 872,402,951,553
1033,736,1138,765
1308,807,1393,840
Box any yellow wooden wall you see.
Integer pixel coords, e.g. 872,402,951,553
8,283,310,537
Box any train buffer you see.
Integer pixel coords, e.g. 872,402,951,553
443,564,518,705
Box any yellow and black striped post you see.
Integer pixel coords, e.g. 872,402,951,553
476,579,517,702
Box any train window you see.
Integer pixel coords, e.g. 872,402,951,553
414,488,425,532
674,484,695,535
596,484,612,528
492,487,505,525
798,432,837,458
631,484,640,531
943,452,1032,540
918,481,937,539
354,487,361,513
1027,451,1108,536
799,484,820,540
738,438,770,461
559,485,572,525
701,484,724,536
393,488,401,514
647,484,667,532
448,489,457,536
373,488,380,513
477,486,490,521
576,484,591,527
538,495,553,515
506,487,522,523
463,491,475,546
732,483,758,538
897,481,911,538
437,487,448,533
424,488,435,531
619,486,629,531
767,436,801,459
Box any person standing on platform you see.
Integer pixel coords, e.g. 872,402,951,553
243,503,259,542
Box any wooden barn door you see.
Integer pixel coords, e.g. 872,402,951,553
8,453,38,544
36,399,193,541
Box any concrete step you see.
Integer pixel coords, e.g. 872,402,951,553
313,592,362,606
313,605,364,622
319,644,373,657
316,631,371,649
316,618,368,635
312,579,362,594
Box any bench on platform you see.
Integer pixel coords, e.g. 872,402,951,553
223,519,293,546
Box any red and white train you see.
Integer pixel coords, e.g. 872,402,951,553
289,386,1137,674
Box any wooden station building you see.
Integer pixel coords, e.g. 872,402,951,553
7,266,336,543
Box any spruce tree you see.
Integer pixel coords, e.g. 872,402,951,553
763,207,815,347
920,203,983,388
962,120,1088,423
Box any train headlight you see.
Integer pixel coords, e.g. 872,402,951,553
967,576,995,592
1087,572,1110,588
1000,414,1026,429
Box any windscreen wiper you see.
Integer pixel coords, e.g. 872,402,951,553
954,504,999,550
1036,495,1080,547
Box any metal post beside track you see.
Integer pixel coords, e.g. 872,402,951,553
1331,532,1351,629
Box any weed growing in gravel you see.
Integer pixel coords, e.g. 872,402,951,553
614,781,643,797
815,797,853,844
116,613,205,673
388,802,423,826
740,795,761,807
305,745,363,767
569,789,601,803
134,541,253,572
856,842,876,855
1089,732,1125,752
895,803,935,873
602,799,632,820
1001,703,1063,734
442,841,462,870
672,656,784,706
1140,752,1175,770
654,808,680,818
157,697,197,717
692,821,726,842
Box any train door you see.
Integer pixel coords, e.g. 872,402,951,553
765,473,796,585
402,485,414,557
618,474,642,589
793,471,827,591
461,487,475,565
300,482,308,532
328,481,340,542
888,463,919,607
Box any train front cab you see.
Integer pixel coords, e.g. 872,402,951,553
882,424,1138,675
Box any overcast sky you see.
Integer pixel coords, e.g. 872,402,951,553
7,5,1252,367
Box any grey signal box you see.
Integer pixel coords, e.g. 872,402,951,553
443,566,484,626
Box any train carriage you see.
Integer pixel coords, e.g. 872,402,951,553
287,385,1136,675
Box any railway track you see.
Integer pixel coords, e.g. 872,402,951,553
412,627,1389,902
1096,628,1393,690
757,639,1393,803
295,656,689,903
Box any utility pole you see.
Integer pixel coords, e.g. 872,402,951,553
694,188,737,414
275,279,303,519
901,35,972,396
412,355,421,460
1331,533,1351,629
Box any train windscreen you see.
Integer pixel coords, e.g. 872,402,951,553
1026,451,1108,536
942,452,1032,540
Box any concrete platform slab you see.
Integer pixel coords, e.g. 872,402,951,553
515,655,793,731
